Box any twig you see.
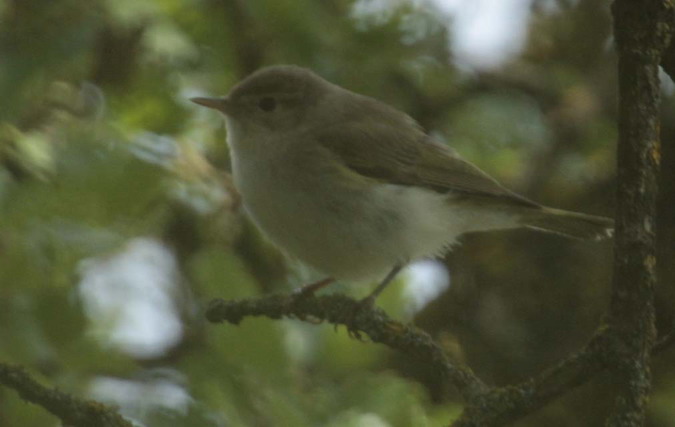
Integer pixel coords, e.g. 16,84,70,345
0,362,132,427
207,292,675,426
206,293,489,402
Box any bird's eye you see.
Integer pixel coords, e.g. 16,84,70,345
258,96,277,112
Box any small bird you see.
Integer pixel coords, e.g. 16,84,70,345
191,65,613,303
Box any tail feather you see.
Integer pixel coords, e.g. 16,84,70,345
522,207,614,240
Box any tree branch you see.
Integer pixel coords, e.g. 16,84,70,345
206,294,489,402
607,0,673,424
450,327,609,426
207,293,675,426
0,362,132,427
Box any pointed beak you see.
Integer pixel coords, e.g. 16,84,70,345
190,96,232,114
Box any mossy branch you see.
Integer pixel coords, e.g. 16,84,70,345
206,293,488,402
206,293,674,426
0,362,132,427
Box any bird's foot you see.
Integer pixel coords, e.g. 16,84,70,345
343,295,378,341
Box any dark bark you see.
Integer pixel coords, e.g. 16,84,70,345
0,363,132,427
607,1,673,425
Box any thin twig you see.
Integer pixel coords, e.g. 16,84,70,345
0,362,132,427
206,293,489,402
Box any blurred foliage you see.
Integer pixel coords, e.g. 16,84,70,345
0,0,673,426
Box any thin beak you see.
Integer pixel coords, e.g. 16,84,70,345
190,96,231,113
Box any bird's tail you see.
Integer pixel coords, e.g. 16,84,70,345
521,207,614,240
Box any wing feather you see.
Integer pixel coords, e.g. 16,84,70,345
315,121,538,208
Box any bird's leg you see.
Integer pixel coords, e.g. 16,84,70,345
359,263,404,307
344,263,405,340
294,277,335,297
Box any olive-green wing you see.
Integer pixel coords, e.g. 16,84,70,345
315,121,539,208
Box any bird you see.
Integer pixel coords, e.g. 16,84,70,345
191,65,613,304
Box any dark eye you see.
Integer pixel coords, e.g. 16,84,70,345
258,96,276,112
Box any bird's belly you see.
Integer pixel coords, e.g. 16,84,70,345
233,160,467,282
241,182,400,280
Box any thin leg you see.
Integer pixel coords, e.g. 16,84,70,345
360,263,404,306
343,264,406,339
295,277,335,297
